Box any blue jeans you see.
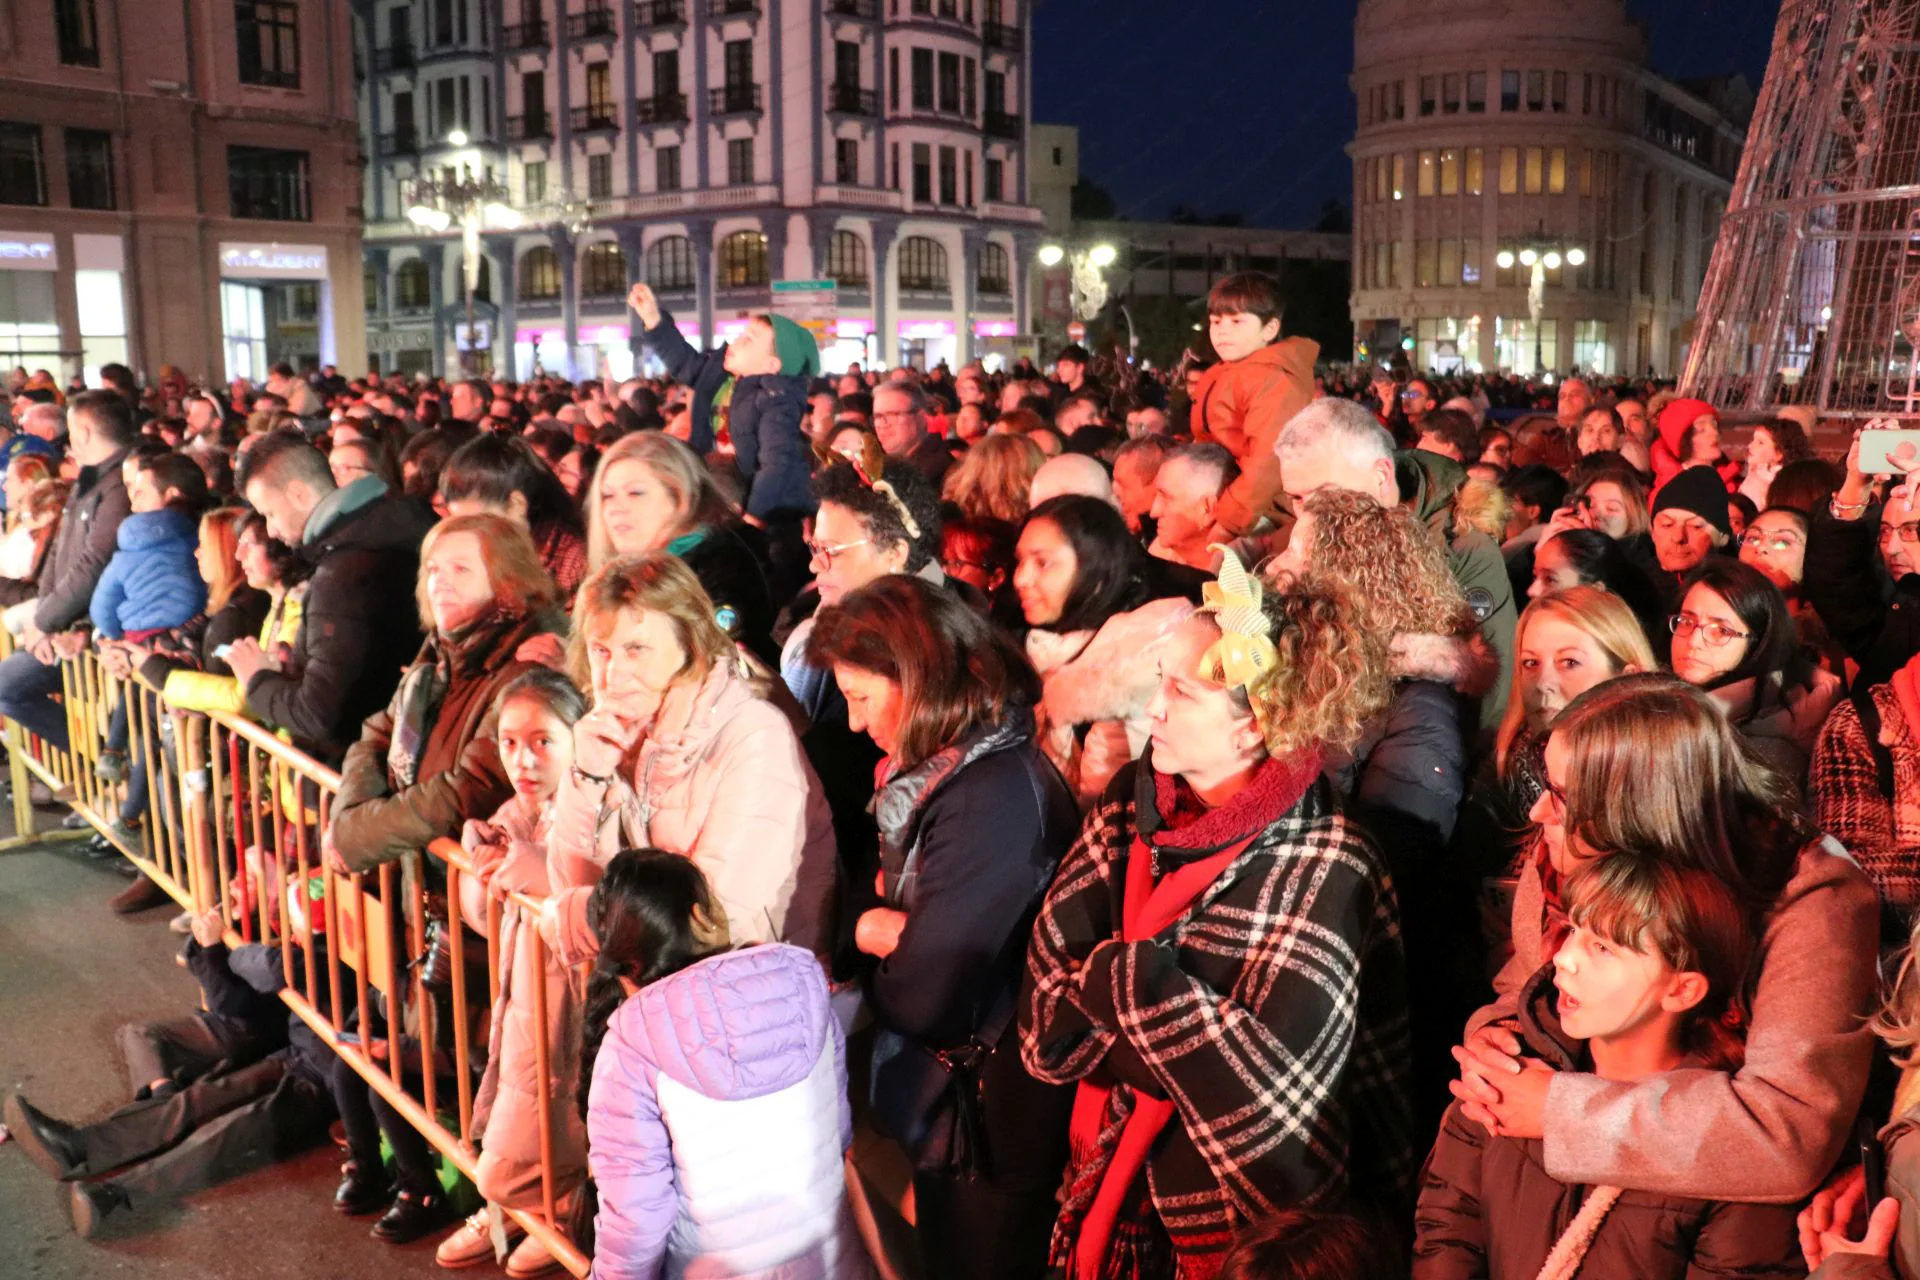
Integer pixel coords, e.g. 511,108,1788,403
0,647,69,751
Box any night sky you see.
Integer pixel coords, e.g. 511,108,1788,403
1030,0,1782,228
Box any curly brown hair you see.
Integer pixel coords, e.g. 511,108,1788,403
1281,487,1476,639
941,432,1044,524
1224,580,1395,761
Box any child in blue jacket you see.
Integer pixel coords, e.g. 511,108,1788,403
91,450,208,640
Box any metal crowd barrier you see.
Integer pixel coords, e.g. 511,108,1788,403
1,645,589,1277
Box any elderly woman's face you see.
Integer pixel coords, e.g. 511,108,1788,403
1143,617,1263,785
422,530,495,635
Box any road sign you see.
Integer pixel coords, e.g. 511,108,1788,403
772,279,838,343
1067,320,1086,342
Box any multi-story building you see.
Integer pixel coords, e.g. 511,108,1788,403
1349,0,1749,378
0,0,364,385
357,0,1043,378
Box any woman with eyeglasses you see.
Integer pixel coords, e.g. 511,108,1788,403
1803,429,1920,692
1739,505,1845,676
1668,559,1839,787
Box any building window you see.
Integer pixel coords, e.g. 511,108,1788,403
581,241,626,297
826,229,868,288
889,142,899,190
227,145,310,220
938,51,961,114
1551,70,1568,113
1418,76,1435,116
1439,147,1459,196
587,152,612,198
835,137,859,185
1547,147,1566,194
911,48,933,110
395,258,430,309
888,48,899,111
1573,320,1609,373
524,159,546,204
727,138,754,186
1466,71,1486,112
1499,146,1517,194
1416,149,1435,197
1391,153,1405,201
719,231,769,288
977,241,1009,295
938,146,957,204
235,2,300,89
897,235,948,290
363,265,378,313
1525,70,1544,111
646,235,694,291
519,245,561,301
1416,239,1435,288
1500,69,1519,112
985,156,1003,201
54,0,101,67
1442,73,1460,114
1523,146,1543,193
912,142,931,202
656,145,681,192
65,128,114,209
0,124,47,207
1465,147,1483,195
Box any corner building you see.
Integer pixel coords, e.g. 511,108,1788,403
358,0,1042,377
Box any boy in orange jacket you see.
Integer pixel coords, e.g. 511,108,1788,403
1186,271,1319,537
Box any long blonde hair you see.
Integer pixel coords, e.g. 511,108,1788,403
584,432,729,570
941,433,1043,524
1496,585,1658,773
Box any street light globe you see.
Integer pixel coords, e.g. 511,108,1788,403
406,204,440,229
1518,248,1538,267
484,202,522,230
1089,243,1117,268
1543,251,1562,270
1565,247,1587,266
1037,244,1065,267
447,129,469,147
1496,250,1515,269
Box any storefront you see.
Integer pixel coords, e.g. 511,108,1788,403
218,242,336,378
0,232,66,376
0,231,130,386
897,317,957,371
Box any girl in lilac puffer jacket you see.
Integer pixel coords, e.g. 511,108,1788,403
581,850,869,1280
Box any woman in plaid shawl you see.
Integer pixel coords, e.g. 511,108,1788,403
1020,555,1418,1280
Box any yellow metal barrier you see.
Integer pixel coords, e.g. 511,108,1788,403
6,646,589,1276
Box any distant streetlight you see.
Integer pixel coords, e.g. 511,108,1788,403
1497,235,1586,375
1037,244,1065,267
1088,243,1117,268
446,128,469,147
407,167,520,374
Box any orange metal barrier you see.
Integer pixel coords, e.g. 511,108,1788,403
6,647,589,1276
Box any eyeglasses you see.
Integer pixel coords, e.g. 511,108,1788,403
1895,522,1920,546
1669,613,1751,646
1741,531,1803,554
807,537,870,568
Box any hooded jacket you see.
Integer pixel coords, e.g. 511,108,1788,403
242,478,435,762
12,445,131,632
1710,666,1842,789
89,506,207,639
1398,449,1517,733
641,310,816,520
587,944,868,1280
1188,336,1318,535
1414,965,1807,1280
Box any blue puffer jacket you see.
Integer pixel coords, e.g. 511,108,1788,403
90,507,207,639
640,311,817,520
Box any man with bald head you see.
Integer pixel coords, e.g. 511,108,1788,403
1029,452,1115,510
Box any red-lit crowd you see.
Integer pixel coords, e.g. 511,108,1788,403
0,269,1915,1280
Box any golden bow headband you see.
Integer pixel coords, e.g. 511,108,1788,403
1197,545,1280,727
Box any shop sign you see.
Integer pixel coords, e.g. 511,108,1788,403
772,279,838,344
220,243,329,279
0,233,57,270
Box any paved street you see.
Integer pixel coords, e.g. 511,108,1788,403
0,835,445,1279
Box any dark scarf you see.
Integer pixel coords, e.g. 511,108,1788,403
387,607,534,788
871,705,1034,912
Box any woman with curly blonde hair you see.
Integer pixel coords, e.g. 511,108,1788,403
1022,558,1412,1280
941,431,1044,523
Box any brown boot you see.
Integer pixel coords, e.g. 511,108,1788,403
109,876,170,915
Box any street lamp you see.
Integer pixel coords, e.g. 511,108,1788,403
1038,241,1129,357
406,154,520,375
1497,234,1586,376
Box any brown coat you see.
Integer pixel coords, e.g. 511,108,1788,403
1187,336,1318,535
1416,970,1806,1280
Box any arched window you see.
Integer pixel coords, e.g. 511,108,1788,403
364,265,378,313
826,229,868,288
976,242,1010,295
581,241,627,297
646,235,695,291
394,258,430,310
897,236,949,291
519,245,561,301
719,230,769,288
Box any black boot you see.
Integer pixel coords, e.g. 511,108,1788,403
4,1094,86,1179
371,1187,453,1243
68,1178,128,1239
332,1159,393,1215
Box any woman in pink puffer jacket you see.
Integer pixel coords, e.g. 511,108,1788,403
582,850,869,1280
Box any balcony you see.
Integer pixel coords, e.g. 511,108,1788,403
506,113,553,142
708,83,762,115
570,105,620,132
619,182,779,218
635,93,689,124
984,110,1022,140
980,199,1045,226
828,83,877,116
373,43,416,72
502,18,550,48
634,0,686,27
825,0,879,16
815,183,905,211
567,6,617,39
983,21,1022,52
704,0,759,16
379,127,422,154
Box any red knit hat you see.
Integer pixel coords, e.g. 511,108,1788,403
1655,397,1716,457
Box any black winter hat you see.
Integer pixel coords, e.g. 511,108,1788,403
1651,465,1733,540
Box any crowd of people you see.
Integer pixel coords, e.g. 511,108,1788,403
0,265,1918,1280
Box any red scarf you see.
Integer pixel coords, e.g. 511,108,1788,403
1068,750,1321,1280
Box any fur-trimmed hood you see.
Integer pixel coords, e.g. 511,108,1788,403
1390,629,1500,699
1029,595,1195,728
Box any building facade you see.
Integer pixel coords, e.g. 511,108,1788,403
0,0,364,386
1349,0,1748,378
357,0,1043,378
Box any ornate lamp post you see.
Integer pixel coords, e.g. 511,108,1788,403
405,141,521,375
1495,235,1586,376
1038,241,1133,357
